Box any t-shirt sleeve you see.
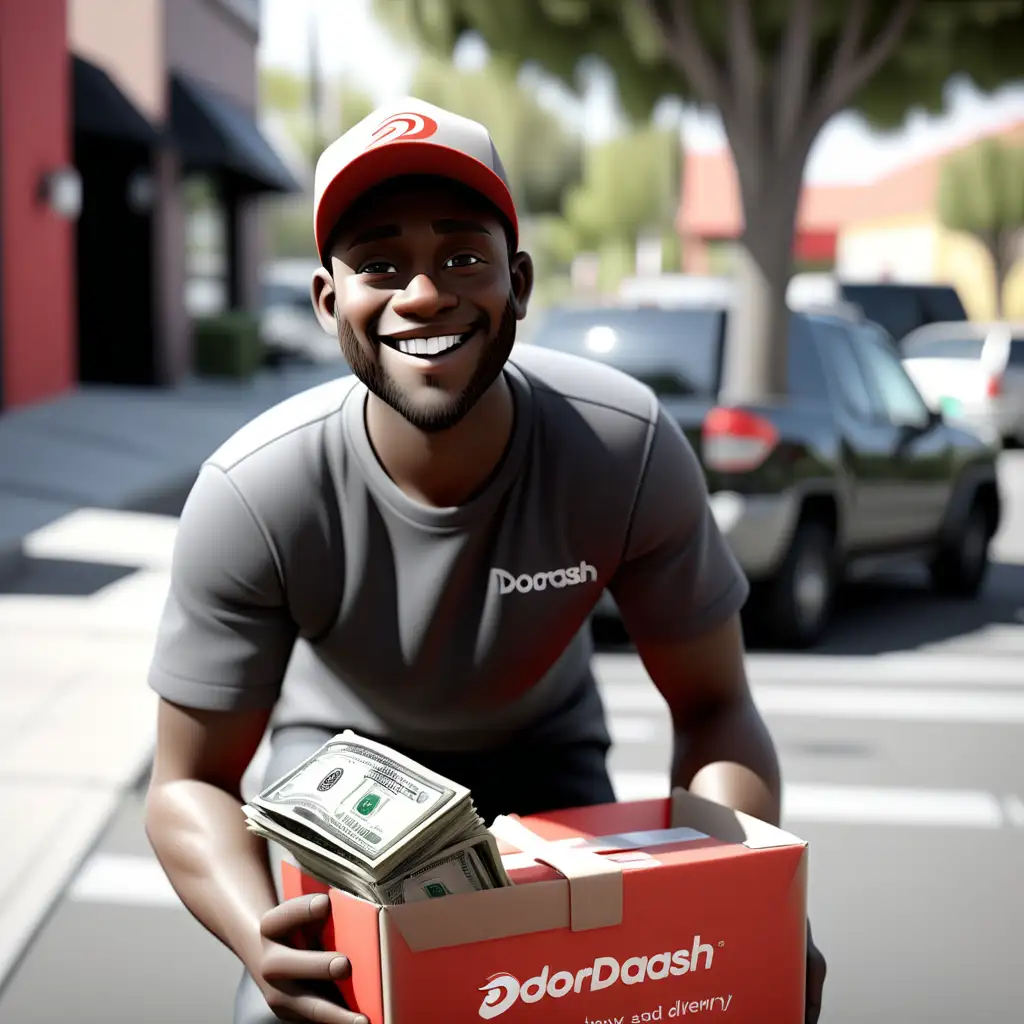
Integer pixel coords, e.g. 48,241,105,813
147,463,298,711
608,403,750,643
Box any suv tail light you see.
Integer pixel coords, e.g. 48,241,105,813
702,407,779,472
986,374,1002,398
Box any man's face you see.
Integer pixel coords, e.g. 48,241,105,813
312,179,533,434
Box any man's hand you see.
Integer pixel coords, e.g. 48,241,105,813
254,893,369,1024
806,921,827,1023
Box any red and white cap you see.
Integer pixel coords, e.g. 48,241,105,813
312,97,519,263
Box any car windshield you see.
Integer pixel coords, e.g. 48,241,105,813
528,306,723,396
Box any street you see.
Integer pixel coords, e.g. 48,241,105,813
0,452,1022,1024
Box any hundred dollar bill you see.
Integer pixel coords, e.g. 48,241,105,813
243,730,515,905
248,731,475,876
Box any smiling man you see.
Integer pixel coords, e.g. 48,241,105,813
143,99,825,1024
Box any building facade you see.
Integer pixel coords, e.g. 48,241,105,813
0,0,297,412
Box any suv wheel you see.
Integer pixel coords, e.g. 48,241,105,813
929,499,992,598
751,519,837,650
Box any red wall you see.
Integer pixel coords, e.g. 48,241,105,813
0,0,75,409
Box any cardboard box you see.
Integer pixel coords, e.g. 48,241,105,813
280,787,808,1023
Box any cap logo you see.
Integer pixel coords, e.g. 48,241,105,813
366,112,439,149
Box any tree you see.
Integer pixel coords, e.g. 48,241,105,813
938,137,1024,318
564,125,681,247
259,67,376,163
410,53,583,216
375,0,1024,402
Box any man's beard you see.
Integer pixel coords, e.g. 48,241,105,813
335,300,518,434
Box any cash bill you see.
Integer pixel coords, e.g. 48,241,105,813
242,730,512,906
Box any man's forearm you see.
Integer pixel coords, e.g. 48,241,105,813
145,779,279,975
670,694,782,825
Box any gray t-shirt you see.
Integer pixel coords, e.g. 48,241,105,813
147,343,748,754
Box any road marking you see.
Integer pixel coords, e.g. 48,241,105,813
1002,795,1024,828
599,682,1024,723
607,715,664,743
68,853,182,908
594,653,1024,688
611,772,1014,829
22,508,179,570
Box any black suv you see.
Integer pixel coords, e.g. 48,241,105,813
527,302,1003,648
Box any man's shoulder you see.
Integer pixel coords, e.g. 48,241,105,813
205,373,360,474
509,342,658,426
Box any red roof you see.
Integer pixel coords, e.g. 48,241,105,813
678,117,1024,238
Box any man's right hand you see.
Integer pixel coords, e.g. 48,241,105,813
254,893,369,1024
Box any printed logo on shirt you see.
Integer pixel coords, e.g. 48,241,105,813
491,561,597,595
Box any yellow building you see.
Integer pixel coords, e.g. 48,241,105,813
835,119,1024,321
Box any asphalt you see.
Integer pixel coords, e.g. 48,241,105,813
0,369,1021,1024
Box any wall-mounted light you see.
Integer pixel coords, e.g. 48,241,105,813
38,166,82,220
127,169,156,214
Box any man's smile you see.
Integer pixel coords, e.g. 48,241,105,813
375,325,481,365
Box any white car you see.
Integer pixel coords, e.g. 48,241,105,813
900,321,1024,447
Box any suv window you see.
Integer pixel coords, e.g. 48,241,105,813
812,320,879,420
855,327,932,428
841,285,922,343
530,306,723,396
920,286,967,323
1007,339,1024,368
788,315,831,399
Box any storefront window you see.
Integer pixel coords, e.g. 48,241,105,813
184,175,228,317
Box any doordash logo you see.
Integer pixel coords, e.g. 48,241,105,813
492,561,597,596
477,936,718,1019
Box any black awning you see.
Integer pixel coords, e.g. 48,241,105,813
73,56,161,147
170,73,301,194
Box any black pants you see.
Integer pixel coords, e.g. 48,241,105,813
234,726,617,1024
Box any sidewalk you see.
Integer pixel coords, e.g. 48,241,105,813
0,363,341,580
0,364,341,989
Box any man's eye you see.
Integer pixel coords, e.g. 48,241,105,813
359,261,396,275
445,254,482,269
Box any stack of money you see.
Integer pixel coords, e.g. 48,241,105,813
242,730,512,906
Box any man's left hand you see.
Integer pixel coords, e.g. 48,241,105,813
806,921,826,1023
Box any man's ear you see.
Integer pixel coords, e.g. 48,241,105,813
311,267,339,335
509,251,535,321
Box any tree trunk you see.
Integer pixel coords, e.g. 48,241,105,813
718,153,806,404
987,230,1010,320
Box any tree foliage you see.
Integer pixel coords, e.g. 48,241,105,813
563,125,681,249
378,0,1024,402
938,138,1024,317
409,54,583,215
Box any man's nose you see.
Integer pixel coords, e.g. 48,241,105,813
391,274,458,319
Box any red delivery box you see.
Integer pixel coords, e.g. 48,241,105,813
280,786,808,1023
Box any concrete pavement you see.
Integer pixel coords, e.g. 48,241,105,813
0,373,1021,1021
0,363,343,581
0,364,345,990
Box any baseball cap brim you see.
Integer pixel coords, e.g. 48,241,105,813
315,141,520,263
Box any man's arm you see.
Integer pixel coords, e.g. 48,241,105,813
145,700,278,971
142,464,365,1024
632,614,780,824
606,402,776,820
608,403,826,1023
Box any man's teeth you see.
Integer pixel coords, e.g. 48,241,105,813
395,334,463,356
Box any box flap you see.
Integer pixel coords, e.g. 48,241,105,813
670,787,806,850
489,814,623,930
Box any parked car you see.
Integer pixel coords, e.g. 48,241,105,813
901,321,1024,448
838,282,968,347
527,301,1003,648
261,260,350,368
622,273,969,348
